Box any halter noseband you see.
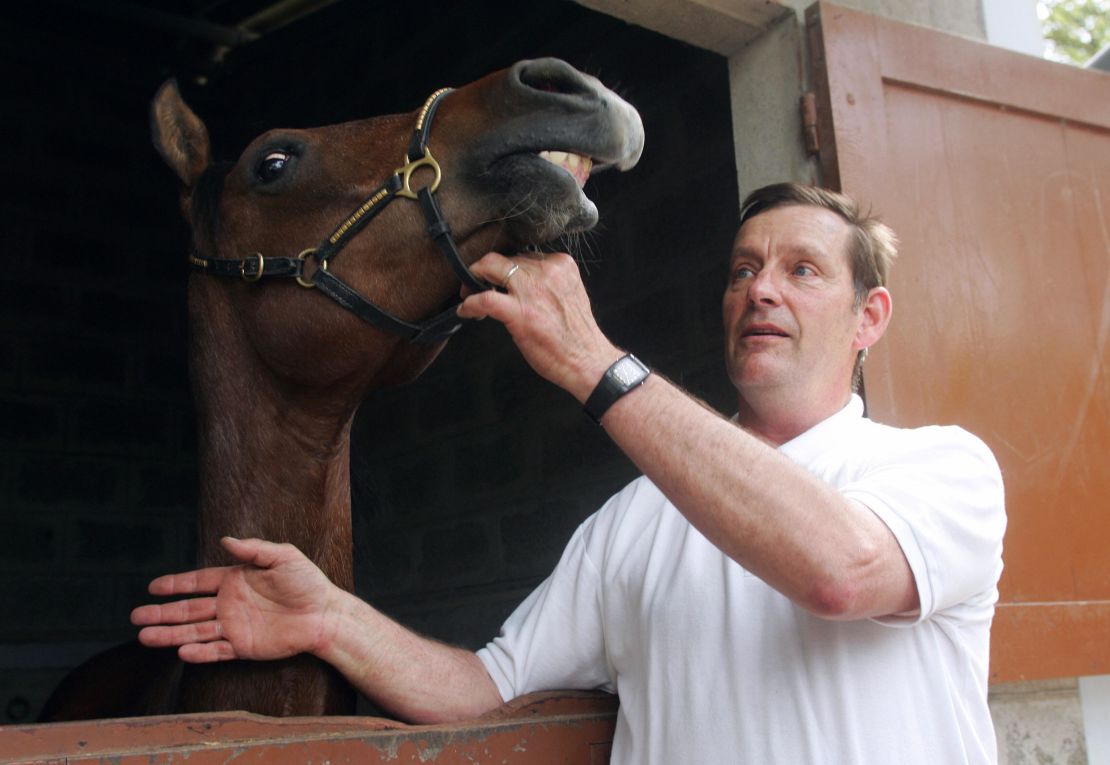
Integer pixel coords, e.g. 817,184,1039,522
187,88,491,345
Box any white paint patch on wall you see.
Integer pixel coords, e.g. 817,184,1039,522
1080,675,1110,764
982,0,1045,56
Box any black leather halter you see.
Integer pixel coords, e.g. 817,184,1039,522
187,87,491,344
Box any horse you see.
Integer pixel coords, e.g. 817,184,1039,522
38,57,643,720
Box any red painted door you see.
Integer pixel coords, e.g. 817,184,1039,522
807,2,1110,682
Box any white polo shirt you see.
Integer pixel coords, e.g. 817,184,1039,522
478,395,1006,764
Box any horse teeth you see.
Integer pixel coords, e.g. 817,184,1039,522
538,150,594,188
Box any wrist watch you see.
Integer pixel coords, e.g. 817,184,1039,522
584,353,651,424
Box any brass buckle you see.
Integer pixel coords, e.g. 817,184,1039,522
395,148,442,200
240,252,264,281
296,248,327,288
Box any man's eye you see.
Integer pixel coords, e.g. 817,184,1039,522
733,266,755,280
793,264,816,277
256,151,290,183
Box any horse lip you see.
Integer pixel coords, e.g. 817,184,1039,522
488,152,596,208
510,58,643,165
471,61,645,176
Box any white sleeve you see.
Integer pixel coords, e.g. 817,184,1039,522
843,426,1007,624
476,518,614,701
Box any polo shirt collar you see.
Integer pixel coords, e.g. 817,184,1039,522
777,394,864,462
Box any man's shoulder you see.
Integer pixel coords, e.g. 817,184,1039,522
858,417,998,467
792,413,1001,493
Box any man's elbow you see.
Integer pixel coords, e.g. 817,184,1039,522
803,576,866,620
803,569,919,621
800,530,919,620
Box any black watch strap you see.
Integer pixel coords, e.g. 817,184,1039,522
584,354,651,424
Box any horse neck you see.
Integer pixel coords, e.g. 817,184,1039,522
188,293,358,592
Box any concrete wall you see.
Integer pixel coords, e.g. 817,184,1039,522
727,10,818,199
991,680,1090,764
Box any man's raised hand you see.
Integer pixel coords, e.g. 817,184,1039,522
458,251,623,402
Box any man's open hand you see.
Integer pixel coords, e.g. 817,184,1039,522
131,537,339,663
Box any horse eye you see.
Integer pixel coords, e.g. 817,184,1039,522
256,151,290,183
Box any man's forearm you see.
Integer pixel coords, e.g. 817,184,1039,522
316,589,504,723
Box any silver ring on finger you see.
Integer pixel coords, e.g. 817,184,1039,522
501,263,521,289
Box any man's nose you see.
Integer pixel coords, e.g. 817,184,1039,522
747,269,781,305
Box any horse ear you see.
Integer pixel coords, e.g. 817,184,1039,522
150,79,211,189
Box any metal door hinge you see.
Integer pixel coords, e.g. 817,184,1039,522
801,91,819,155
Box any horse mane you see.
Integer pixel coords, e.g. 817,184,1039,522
190,161,232,254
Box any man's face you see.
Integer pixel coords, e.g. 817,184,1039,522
722,204,864,404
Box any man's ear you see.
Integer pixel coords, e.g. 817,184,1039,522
855,287,892,352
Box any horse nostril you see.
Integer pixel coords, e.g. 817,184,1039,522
533,78,566,93
516,58,594,98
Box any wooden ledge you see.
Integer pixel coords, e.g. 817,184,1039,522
0,691,619,764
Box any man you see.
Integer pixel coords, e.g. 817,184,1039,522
133,183,1006,763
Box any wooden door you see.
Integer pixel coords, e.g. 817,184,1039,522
807,1,1110,682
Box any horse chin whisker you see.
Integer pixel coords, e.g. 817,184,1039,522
477,190,537,228
474,192,604,263
502,193,538,221
559,230,602,273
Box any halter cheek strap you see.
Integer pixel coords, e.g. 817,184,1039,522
187,87,491,345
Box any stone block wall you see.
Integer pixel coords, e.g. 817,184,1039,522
0,0,738,721
0,24,199,717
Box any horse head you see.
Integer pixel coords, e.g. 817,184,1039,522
151,58,644,395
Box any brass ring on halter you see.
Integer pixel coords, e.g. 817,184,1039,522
501,264,521,290
296,248,326,288
395,149,442,200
